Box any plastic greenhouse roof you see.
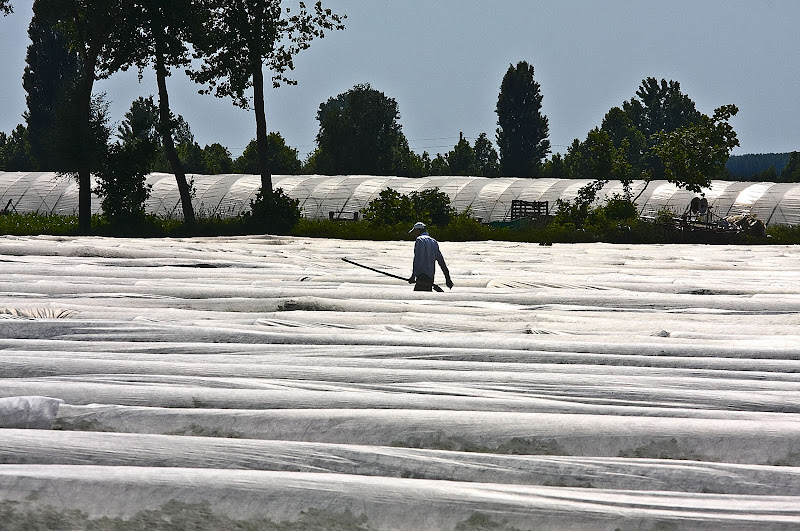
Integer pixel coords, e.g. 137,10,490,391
2,172,800,225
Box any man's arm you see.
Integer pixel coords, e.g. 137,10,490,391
436,249,453,289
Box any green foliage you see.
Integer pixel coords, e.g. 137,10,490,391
201,143,233,174
1,0,12,16
554,179,608,227
562,78,740,198
765,223,800,244
243,187,301,235
622,77,701,141
155,139,234,176
42,0,146,233
190,1,346,108
779,152,800,182
362,187,455,227
130,97,195,174
726,153,791,180
652,104,740,193
412,188,456,226
361,188,414,226
541,152,566,179
0,213,79,235
94,96,157,225
314,83,409,175
0,125,36,171
94,140,154,225
496,60,550,177
174,141,205,174
429,153,450,176
447,134,476,175
23,0,82,171
435,209,492,241
189,0,345,206
0,206,788,244
551,190,653,243
600,106,648,180
233,134,301,175
752,166,778,182
564,128,634,191
474,132,500,177
118,97,160,147
439,133,500,177
603,194,638,220
591,78,705,185
56,93,113,175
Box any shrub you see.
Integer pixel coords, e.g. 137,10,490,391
94,140,153,226
362,188,414,226
243,187,301,235
411,188,455,226
362,187,455,227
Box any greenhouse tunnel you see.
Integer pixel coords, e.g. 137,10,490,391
2,171,800,226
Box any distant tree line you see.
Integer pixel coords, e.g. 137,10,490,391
724,152,800,182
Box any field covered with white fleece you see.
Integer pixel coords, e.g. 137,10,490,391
1,235,800,530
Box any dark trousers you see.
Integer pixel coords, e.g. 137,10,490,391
414,274,434,291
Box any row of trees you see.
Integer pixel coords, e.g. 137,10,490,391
303,62,548,178
1,0,345,233
1,0,784,230
298,72,742,197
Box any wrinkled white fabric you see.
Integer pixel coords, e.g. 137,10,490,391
1,235,800,529
0,396,63,429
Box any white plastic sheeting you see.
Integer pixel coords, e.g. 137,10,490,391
1,235,800,529
0,396,63,429
5,171,800,225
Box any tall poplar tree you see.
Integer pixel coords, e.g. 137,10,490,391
495,61,550,177
23,0,82,170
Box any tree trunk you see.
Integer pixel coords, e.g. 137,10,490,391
153,18,195,225
252,64,272,198
77,54,96,235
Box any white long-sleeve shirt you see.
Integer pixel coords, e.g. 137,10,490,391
411,232,449,281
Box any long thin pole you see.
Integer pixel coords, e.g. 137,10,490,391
342,257,443,292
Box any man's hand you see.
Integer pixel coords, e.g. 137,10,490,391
408,276,415,284
446,278,454,290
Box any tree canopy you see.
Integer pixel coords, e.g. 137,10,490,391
779,152,800,182
313,83,407,175
651,104,739,193
189,0,345,197
47,0,140,233
124,0,207,225
496,61,550,177
560,77,739,196
233,134,301,175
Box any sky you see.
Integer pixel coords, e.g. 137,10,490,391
1,0,799,161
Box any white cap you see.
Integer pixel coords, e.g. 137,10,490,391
408,222,426,233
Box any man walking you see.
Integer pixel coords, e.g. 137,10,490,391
407,222,454,291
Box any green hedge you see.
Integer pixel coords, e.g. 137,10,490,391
0,211,792,244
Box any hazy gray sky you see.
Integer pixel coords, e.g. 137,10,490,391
1,0,798,160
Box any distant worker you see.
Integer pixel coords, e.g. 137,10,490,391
407,222,453,291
